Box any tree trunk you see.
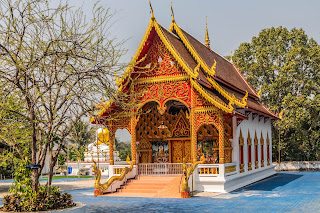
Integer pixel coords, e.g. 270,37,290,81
47,148,53,196
47,147,61,196
31,113,39,192
31,170,40,192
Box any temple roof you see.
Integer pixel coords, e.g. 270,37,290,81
179,28,259,99
92,12,279,121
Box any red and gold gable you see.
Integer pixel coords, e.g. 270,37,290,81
135,35,185,78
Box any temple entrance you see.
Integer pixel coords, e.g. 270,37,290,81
136,100,193,175
170,139,191,163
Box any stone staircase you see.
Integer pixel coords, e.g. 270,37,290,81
103,176,181,198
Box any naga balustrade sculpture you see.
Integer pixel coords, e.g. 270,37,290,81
181,154,206,198
92,156,133,196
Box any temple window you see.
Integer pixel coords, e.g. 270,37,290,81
260,131,264,167
239,129,244,173
267,133,270,166
254,131,259,169
247,130,252,171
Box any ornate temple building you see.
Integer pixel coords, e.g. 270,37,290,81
91,5,279,194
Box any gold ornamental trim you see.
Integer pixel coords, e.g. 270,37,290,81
194,106,220,113
169,21,248,109
225,165,236,173
135,75,189,85
191,79,234,113
169,22,216,77
207,76,248,108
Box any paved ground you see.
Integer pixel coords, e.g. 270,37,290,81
0,177,108,198
1,172,319,212
67,172,320,213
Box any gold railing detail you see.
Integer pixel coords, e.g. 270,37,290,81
199,167,219,175
225,165,236,174
114,168,124,175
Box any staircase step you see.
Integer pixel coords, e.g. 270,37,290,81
125,182,169,187
118,189,159,193
103,176,182,198
126,180,173,184
123,185,164,190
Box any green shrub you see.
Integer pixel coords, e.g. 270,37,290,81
0,185,75,212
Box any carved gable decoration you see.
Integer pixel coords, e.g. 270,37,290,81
137,35,184,77
172,110,190,137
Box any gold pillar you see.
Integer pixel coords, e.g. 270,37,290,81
191,115,197,163
131,116,137,165
190,87,197,163
218,114,225,164
109,133,114,165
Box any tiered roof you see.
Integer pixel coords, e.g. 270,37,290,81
93,7,279,121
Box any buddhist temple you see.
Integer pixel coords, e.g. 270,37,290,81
90,3,280,197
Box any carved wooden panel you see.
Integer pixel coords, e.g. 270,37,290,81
172,112,190,137
140,152,150,163
171,140,184,163
136,105,189,141
184,140,192,163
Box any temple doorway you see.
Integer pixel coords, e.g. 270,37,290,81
170,139,191,163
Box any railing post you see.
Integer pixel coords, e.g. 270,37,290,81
165,164,167,175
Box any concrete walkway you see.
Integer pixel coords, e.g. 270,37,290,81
0,178,99,198
67,172,320,213
1,172,320,212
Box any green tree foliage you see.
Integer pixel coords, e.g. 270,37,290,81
0,0,126,192
69,121,95,147
114,137,131,161
0,90,31,179
232,26,320,161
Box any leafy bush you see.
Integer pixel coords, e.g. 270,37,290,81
0,185,75,212
0,158,75,212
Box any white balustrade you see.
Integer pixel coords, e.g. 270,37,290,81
138,163,192,175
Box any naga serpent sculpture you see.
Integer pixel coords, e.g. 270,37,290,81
181,154,206,198
92,155,133,196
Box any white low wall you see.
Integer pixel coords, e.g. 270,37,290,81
191,164,275,193
274,161,320,171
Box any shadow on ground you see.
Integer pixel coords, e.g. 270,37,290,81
233,173,303,192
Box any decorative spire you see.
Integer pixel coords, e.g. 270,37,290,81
149,0,154,20
171,2,175,23
230,51,233,62
205,16,210,49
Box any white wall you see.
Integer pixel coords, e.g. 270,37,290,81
235,111,272,173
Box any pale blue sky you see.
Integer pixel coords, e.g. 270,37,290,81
73,0,320,62
70,0,320,142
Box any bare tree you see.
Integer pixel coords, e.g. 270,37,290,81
0,0,126,191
